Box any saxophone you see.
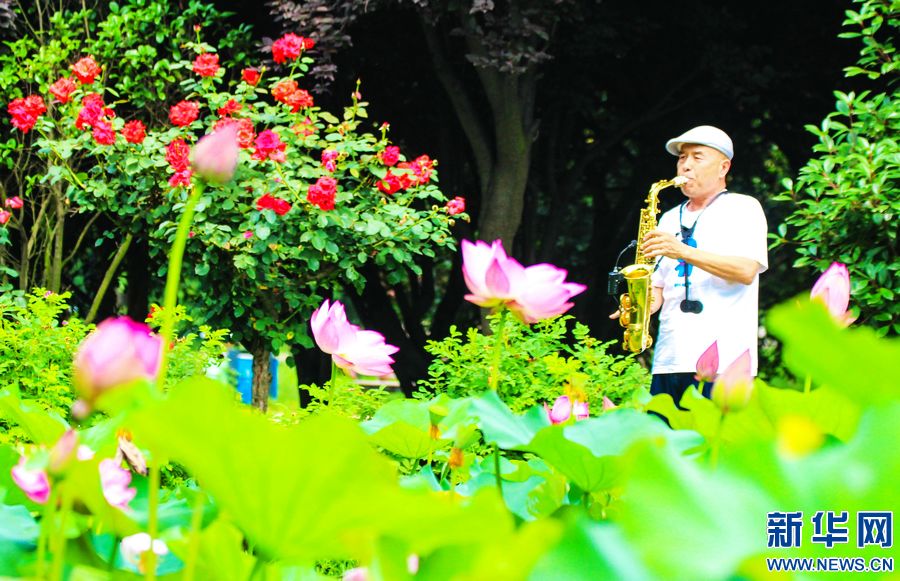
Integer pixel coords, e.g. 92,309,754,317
617,176,688,353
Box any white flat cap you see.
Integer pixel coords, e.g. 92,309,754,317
665,125,734,160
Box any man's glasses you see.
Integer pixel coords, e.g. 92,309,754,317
679,226,704,314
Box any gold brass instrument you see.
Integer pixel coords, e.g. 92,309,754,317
616,176,688,353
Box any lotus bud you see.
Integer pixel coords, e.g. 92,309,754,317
73,317,163,418
601,396,617,411
545,395,573,425
710,350,754,414
810,262,854,326
191,124,239,184
11,456,50,504
695,340,719,382
99,459,136,510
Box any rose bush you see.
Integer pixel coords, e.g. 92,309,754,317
7,24,467,408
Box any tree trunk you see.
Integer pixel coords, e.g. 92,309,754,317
248,339,271,412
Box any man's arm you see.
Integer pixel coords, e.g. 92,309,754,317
642,230,761,285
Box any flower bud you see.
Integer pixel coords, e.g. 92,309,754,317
810,262,853,326
710,350,754,414
695,340,719,383
73,317,163,417
99,459,136,510
4,196,23,209
0,210,11,225
601,396,617,411
191,124,239,184
11,456,50,504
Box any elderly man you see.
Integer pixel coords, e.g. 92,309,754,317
640,125,768,406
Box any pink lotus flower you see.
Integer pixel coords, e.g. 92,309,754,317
710,350,754,414
73,317,163,417
192,124,239,184
545,395,589,425
810,262,853,326
311,299,399,377
11,456,50,504
695,340,719,382
462,240,585,323
99,459,136,510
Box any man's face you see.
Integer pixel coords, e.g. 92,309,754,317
676,144,730,198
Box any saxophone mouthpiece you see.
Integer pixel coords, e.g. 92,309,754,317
673,176,689,187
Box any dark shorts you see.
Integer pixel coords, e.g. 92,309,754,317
650,372,711,408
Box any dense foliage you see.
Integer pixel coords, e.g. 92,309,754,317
418,313,648,412
772,0,899,335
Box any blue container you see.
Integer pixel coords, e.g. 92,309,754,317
227,349,279,404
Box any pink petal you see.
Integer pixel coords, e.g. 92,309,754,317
548,396,572,424
810,262,851,323
695,340,719,381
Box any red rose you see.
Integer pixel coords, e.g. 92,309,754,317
49,77,78,103
380,145,400,166
306,183,335,211
284,89,313,112
256,193,291,216
122,120,146,144
74,93,110,130
165,138,192,172
168,169,193,188
271,79,299,104
315,176,337,196
251,129,286,163
242,68,261,86
7,95,46,133
0,210,10,225
301,37,315,50
169,100,199,127
377,172,402,195
92,119,116,145
271,33,306,64
216,117,255,149
4,196,23,209
70,56,102,84
192,53,220,77
446,196,466,215
217,99,242,117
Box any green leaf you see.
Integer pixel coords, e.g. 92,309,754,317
529,518,652,581
125,378,517,562
0,503,39,576
617,439,774,580
362,399,448,459
767,298,900,405
525,410,702,492
469,391,550,449
0,389,68,445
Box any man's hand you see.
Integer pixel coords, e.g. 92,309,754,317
609,309,621,320
642,229,686,260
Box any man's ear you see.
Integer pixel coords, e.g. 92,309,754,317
719,158,731,178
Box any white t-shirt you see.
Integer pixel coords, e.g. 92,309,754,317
650,192,768,375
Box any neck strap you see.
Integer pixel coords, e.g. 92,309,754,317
679,190,728,239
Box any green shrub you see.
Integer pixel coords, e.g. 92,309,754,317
0,289,90,441
417,314,650,413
